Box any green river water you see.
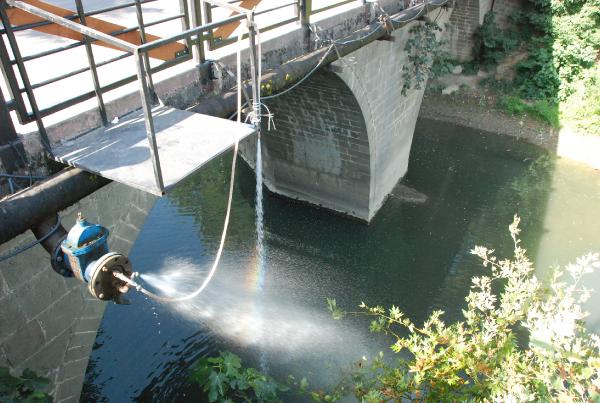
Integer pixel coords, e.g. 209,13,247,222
82,118,600,402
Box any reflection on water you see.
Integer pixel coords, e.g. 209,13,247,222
82,119,600,402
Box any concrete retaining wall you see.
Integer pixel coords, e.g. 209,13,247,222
0,184,156,402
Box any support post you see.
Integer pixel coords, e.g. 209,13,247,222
190,0,206,63
134,50,164,194
134,0,157,102
247,13,260,126
0,14,29,124
74,0,108,126
178,0,193,57
0,86,17,147
201,1,215,51
299,0,312,53
0,85,22,174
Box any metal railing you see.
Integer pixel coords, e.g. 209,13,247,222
0,0,367,131
310,0,357,15
202,0,364,50
2,0,258,194
0,0,195,131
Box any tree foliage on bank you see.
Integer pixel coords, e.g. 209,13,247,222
473,0,600,133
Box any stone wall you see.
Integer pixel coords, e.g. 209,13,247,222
449,0,494,61
0,183,156,402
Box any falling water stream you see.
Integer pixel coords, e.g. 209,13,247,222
83,119,600,402
253,136,269,372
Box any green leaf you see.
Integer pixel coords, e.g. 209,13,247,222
207,371,227,402
21,369,48,384
220,352,242,378
190,358,213,386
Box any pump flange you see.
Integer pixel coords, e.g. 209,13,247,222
87,252,132,302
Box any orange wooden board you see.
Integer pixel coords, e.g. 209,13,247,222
211,0,262,41
7,0,186,60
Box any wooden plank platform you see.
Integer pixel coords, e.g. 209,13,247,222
53,106,257,195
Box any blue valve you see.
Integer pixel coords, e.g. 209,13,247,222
56,212,133,303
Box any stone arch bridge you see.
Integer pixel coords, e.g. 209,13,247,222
241,25,439,221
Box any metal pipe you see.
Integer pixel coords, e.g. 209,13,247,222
30,215,67,260
0,168,110,245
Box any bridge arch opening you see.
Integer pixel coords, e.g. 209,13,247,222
247,70,372,220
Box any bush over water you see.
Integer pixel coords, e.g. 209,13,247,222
193,217,600,402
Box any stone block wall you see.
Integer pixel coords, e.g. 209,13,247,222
331,19,435,220
0,183,156,402
449,0,494,61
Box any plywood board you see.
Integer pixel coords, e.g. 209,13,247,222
7,0,186,60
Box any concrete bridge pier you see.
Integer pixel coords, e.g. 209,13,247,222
241,10,452,222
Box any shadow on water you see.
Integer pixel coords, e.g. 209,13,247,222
80,117,600,402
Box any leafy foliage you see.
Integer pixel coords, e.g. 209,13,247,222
560,64,600,135
402,22,453,95
472,12,519,69
326,216,600,401
497,96,560,127
190,351,288,402
194,218,600,401
0,367,52,403
472,0,600,133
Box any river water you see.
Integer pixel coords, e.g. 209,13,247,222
82,118,600,402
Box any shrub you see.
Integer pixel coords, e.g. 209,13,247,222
402,22,452,95
191,351,288,402
497,96,560,127
192,218,600,401
327,216,600,401
472,12,519,69
0,367,52,402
